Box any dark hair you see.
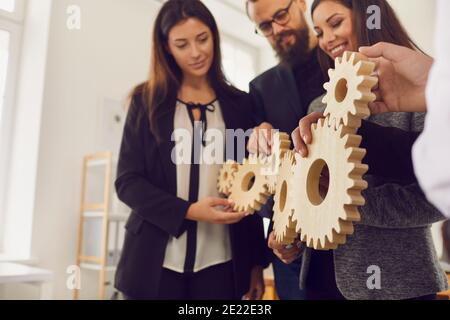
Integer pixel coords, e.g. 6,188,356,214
311,0,424,78
133,0,239,141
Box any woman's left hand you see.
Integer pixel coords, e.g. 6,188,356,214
242,266,265,300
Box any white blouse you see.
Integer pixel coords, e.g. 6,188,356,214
162,100,232,273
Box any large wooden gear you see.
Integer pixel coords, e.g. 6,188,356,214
217,160,238,196
272,151,298,245
263,132,291,194
290,51,377,250
228,154,271,214
322,51,378,130
290,118,369,250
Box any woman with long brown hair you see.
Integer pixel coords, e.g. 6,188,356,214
292,0,448,300
114,0,267,300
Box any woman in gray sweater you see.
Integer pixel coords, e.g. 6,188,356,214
294,0,449,300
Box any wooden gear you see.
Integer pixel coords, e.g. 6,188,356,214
217,160,238,196
263,131,291,194
272,151,298,245
228,154,271,214
289,51,378,250
322,51,378,130
290,118,369,250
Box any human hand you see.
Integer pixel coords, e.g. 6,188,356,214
291,112,324,157
359,42,433,114
267,231,303,265
247,122,274,156
186,197,249,224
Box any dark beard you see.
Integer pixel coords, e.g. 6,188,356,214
274,27,311,67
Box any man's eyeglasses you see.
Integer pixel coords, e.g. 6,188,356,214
255,0,294,37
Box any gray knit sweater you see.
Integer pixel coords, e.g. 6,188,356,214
299,95,448,300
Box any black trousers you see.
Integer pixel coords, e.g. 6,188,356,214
124,261,236,300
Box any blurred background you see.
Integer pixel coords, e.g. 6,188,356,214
0,0,447,300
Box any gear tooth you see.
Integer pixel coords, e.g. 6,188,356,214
346,190,366,206
354,101,371,119
347,147,366,162
356,60,376,76
336,221,354,236
346,178,368,191
358,75,378,89
349,162,368,176
327,69,334,78
344,205,361,222
343,133,362,148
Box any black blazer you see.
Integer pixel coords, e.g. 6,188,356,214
250,63,306,134
114,88,268,299
249,51,325,134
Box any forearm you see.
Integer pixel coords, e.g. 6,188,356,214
360,182,446,229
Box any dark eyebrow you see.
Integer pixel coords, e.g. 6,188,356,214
258,7,285,28
326,13,342,23
174,31,208,42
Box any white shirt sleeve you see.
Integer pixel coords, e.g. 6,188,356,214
412,0,450,218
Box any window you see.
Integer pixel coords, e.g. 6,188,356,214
0,30,9,123
221,34,259,92
0,0,24,253
0,0,15,13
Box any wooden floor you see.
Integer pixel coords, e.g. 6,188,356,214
264,273,450,300
437,274,450,300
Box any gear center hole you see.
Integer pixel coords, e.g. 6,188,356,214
279,180,287,212
242,172,256,192
307,159,330,206
335,78,348,103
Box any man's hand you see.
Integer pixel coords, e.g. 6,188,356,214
247,122,274,156
267,231,303,265
359,42,433,114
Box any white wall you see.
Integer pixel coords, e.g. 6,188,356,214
387,0,437,54
2,0,158,300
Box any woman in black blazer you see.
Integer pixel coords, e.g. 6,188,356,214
114,0,267,300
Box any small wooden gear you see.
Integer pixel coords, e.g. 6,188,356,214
272,151,298,245
263,131,291,194
228,154,271,214
217,160,239,196
322,51,378,130
290,118,369,250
